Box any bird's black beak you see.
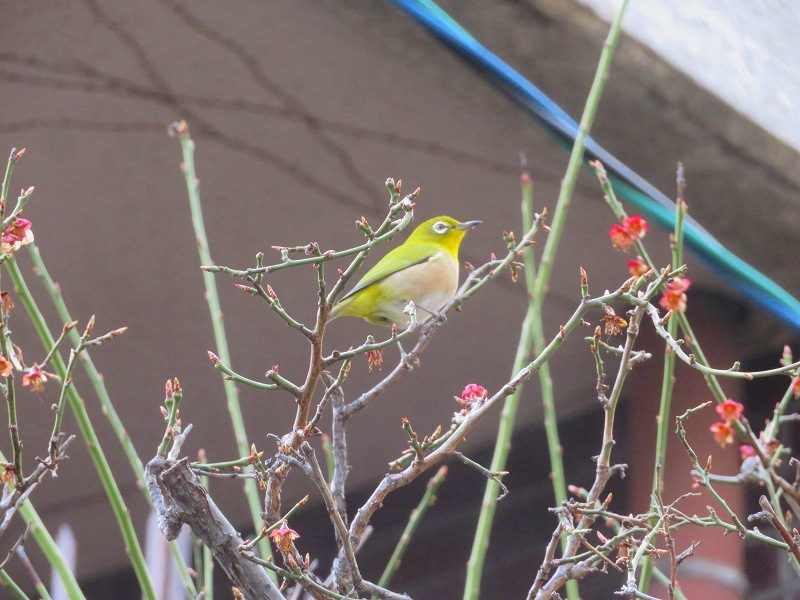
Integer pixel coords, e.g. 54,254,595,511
454,220,482,230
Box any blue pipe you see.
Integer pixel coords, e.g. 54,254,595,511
388,0,800,331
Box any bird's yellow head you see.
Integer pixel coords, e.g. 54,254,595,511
406,216,481,258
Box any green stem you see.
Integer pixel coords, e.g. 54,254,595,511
463,175,537,600
26,243,197,597
49,345,83,443
171,123,273,566
14,546,50,600
533,3,629,596
0,452,85,599
7,259,156,600
375,466,447,596
0,317,23,488
209,356,278,391
465,4,629,599
206,207,415,280
765,381,795,442
636,176,685,593
241,495,310,552
0,570,28,600
157,383,182,458
0,149,18,208
39,321,75,369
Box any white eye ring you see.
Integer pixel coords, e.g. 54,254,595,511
432,221,449,234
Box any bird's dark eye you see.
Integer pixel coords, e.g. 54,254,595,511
432,221,449,234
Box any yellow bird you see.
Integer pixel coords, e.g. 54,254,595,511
331,216,481,326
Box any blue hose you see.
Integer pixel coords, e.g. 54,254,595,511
388,0,800,331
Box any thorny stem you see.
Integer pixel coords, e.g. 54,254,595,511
535,292,647,598
374,466,447,595
240,551,363,600
466,172,540,598
306,362,350,434
27,242,196,595
597,156,800,536
38,320,76,369
239,494,309,553
0,437,75,538
7,259,156,600
650,173,686,495
284,444,409,600
245,276,314,337
206,202,415,280
639,193,685,590
208,353,278,391
654,469,678,600
349,285,632,559
637,300,800,380
170,121,272,567
157,380,182,458
0,314,23,489
752,495,800,564
263,183,417,528
48,322,125,446
0,148,21,489
675,410,749,534
764,379,796,442
499,5,631,599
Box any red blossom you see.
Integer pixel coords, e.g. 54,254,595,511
0,292,13,315
627,259,648,277
668,277,691,292
622,215,648,238
659,277,691,313
269,521,300,554
792,376,800,398
739,445,756,459
22,364,47,392
608,216,648,252
0,355,12,378
0,217,32,254
609,224,635,252
1,218,31,244
710,422,735,447
715,399,744,423
461,384,487,403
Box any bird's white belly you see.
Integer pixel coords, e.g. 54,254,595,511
382,252,458,324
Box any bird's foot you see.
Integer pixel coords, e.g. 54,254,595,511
417,304,448,325
397,342,418,370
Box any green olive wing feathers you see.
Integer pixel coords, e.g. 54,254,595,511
337,244,440,303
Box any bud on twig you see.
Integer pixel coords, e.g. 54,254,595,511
84,315,96,337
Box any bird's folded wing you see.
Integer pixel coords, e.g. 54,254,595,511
337,245,439,303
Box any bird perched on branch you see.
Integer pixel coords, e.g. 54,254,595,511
331,216,481,326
